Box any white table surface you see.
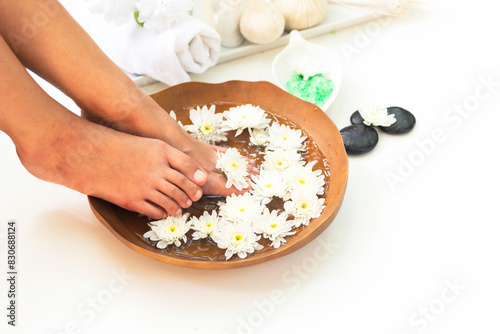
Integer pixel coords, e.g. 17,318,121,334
2,0,499,333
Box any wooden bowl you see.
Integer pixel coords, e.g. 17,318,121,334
88,80,348,269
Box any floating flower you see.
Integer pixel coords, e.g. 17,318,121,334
267,122,307,152
249,128,270,147
184,105,228,144
211,222,264,260
216,148,250,190
261,148,304,172
143,213,191,248
250,169,287,205
358,104,396,127
136,0,193,31
222,104,271,136
283,162,325,200
218,193,262,224
254,208,295,248
284,190,325,228
190,210,221,240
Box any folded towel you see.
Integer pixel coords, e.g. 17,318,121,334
64,1,221,86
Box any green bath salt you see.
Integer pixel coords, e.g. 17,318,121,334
285,72,334,108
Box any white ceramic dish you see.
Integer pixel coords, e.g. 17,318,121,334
271,30,343,112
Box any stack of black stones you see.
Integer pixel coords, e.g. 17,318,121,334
340,106,416,155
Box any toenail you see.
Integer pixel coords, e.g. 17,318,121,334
186,199,192,207
194,169,207,183
175,208,182,216
195,189,202,200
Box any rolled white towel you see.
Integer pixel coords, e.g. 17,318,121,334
97,16,220,85
65,1,221,86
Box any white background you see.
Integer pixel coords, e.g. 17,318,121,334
1,0,499,333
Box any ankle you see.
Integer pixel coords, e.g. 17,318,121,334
15,115,99,190
79,83,148,130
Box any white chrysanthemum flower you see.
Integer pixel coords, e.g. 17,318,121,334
211,222,264,260
216,148,250,190
190,210,221,240
289,55,326,80
143,213,191,248
87,0,137,25
249,128,269,147
254,208,295,248
218,193,262,224
222,104,271,136
284,191,325,228
184,105,228,144
136,0,192,31
261,148,305,172
267,122,307,152
358,104,397,127
250,169,287,205
283,162,325,200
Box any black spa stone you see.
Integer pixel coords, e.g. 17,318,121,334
350,111,364,125
379,106,416,134
340,124,379,155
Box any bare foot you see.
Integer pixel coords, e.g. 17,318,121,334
16,113,207,219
